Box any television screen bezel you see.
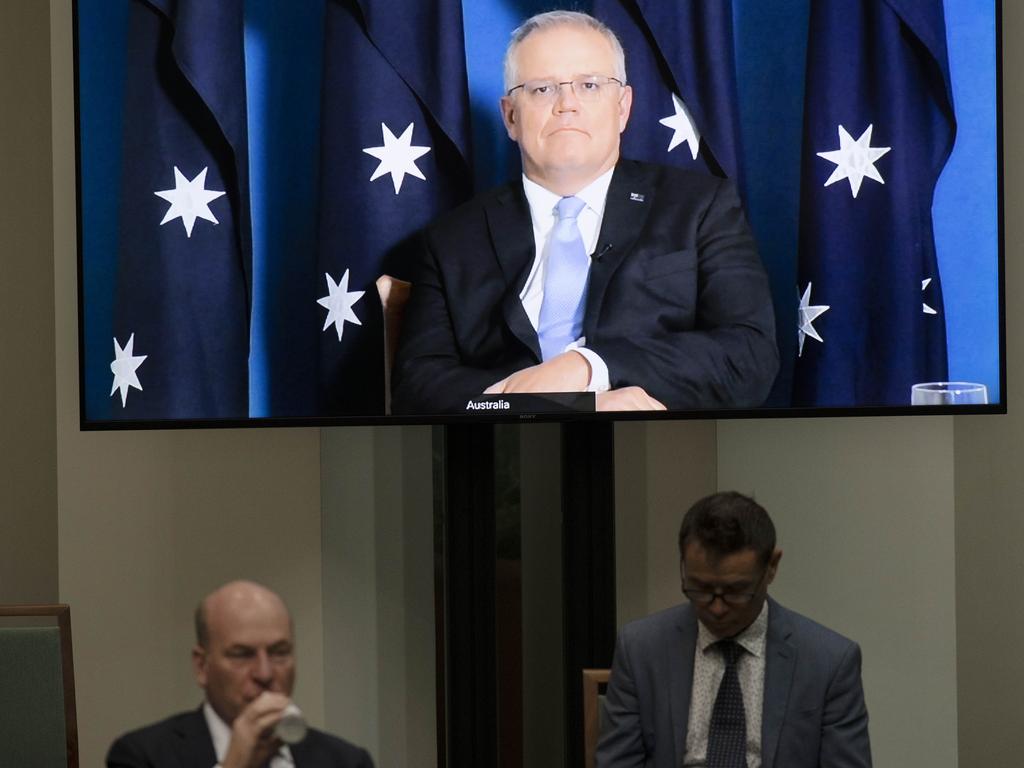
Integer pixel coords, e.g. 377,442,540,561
73,0,1006,431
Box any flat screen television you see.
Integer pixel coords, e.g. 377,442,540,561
75,0,1003,428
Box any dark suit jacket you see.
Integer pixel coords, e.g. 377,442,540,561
392,159,778,414
106,707,374,768
597,598,871,768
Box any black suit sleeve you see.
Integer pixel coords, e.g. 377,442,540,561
293,727,377,768
334,742,375,768
391,227,534,414
105,735,158,768
587,177,778,409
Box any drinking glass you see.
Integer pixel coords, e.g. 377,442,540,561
910,382,988,406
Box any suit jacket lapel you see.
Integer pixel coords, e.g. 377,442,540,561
761,599,796,768
584,160,656,338
485,182,542,360
176,707,219,766
290,735,313,766
671,605,698,768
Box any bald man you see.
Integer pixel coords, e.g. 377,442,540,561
107,580,373,768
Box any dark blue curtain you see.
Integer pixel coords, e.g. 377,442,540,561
793,0,955,406
113,0,251,419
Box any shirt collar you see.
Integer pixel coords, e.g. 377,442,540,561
203,702,232,762
696,599,770,659
203,700,294,765
521,166,615,228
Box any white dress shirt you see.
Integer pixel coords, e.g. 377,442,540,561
683,601,769,768
518,169,614,392
203,701,294,768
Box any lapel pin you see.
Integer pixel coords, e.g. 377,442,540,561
629,192,645,202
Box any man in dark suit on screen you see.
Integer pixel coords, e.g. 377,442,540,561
107,580,373,768
392,10,778,414
597,492,872,768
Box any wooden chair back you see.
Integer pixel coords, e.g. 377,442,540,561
582,668,611,768
376,274,412,414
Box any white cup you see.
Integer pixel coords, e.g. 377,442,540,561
274,703,308,744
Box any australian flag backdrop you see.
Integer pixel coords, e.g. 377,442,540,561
793,0,955,407
113,0,251,419
315,0,474,415
591,0,744,182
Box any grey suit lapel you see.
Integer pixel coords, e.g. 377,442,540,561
583,160,655,339
760,599,796,768
671,605,698,768
485,182,542,360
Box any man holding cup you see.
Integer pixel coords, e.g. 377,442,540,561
107,580,373,768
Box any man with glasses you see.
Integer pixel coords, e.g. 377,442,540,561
392,10,778,414
598,492,871,767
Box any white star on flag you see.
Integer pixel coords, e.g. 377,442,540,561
798,282,830,357
817,124,891,198
318,269,365,342
362,122,431,194
922,278,938,315
154,166,226,237
658,93,701,159
110,333,147,407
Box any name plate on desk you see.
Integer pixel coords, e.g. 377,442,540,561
464,393,596,414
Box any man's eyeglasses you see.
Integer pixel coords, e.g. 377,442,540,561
506,75,625,104
682,567,769,607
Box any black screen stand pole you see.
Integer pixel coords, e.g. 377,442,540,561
436,420,617,767
435,423,497,767
561,420,617,766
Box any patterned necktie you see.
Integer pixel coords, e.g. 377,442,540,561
707,640,747,768
537,196,590,361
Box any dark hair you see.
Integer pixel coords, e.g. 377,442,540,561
678,491,776,565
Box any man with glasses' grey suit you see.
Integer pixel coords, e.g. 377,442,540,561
598,492,872,768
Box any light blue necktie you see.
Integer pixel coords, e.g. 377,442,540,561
537,196,590,361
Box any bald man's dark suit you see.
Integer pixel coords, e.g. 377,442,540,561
596,598,871,768
392,159,778,414
106,707,374,768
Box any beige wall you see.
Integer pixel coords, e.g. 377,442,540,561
719,417,958,766
953,3,1023,763
615,421,717,626
320,425,436,765
1,2,58,605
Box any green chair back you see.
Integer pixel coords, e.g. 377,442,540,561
0,606,77,768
